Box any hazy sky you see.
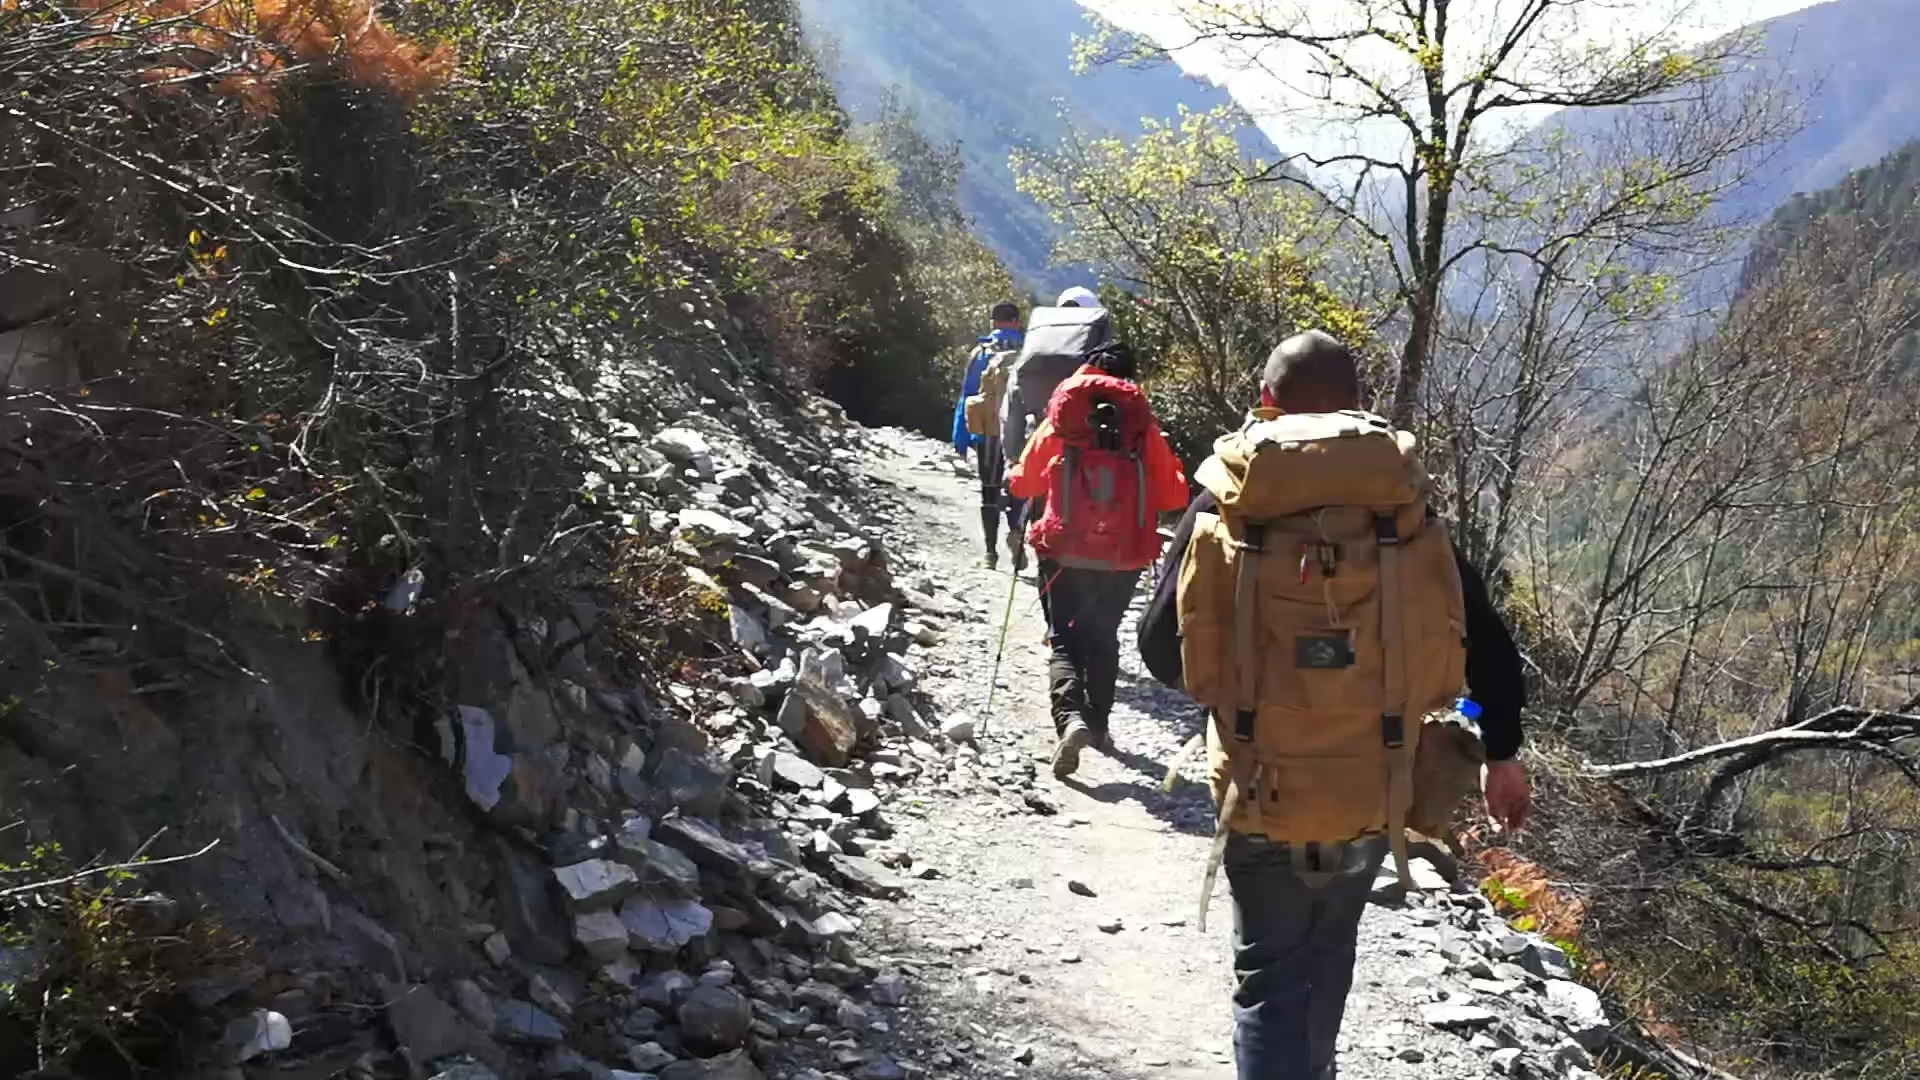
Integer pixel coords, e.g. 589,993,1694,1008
1079,0,1832,164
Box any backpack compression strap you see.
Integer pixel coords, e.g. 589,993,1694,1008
1199,520,1267,932
1376,513,1414,890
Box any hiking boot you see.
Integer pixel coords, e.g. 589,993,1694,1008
1091,729,1115,755
982,550,998,571
1007,536,1029,574
1052,720,1092,779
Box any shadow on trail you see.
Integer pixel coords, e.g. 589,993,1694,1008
1061,674,1216,837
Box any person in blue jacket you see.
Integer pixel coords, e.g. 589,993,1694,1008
952,300,1026,570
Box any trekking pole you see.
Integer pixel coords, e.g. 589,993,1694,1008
980,566,1021,736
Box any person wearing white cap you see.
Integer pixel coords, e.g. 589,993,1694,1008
1057,285,1100,308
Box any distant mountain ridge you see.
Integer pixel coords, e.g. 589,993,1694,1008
796,0,1272,291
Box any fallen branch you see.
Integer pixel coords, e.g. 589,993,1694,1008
1585,706,1920,779
270,815,349,884
0,839,220,901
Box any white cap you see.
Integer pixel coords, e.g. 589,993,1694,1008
1056,285,1100,308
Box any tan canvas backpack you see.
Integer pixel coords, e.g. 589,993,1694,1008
1176,409,1467,922
963,349,1019,438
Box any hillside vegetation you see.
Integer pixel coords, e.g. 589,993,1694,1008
0,0,1008,1070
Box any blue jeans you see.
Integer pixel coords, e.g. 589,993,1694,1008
1225,835,1386,1079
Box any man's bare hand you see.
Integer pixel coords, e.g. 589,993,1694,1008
1484,760,1532,833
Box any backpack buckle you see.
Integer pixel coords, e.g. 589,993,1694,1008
1381,712,1406,749
1233,707,1257,742
1235,522,1267,554
1373,513,1399,546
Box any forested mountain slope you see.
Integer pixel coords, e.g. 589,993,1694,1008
796,0,1272,289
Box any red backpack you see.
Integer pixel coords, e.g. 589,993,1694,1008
1026,370,1161,571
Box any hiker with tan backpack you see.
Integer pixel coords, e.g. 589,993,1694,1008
1136,330,1529,1080
953,300,1026,570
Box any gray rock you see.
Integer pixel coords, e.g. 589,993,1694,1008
853,1056,905,1080
753,999,811,1035
573,910,632,962
1407,857,1452,892
619,894,714,951
846,603,893,642
828,854,908,898
769,752,826,790
627,1041,677,1071
868,973,910,1006
483,932,512,966
224,1009,292,1063
387,984,487,1063
940,715,976,743
495,841,568,957
728,604,768,651
1489,1047,1524,1075
452,979,494,1031
431,1064,502,1080
654,817,760,881
660,1050,763,1080
651,748,732,819
1543,980,1610,1050
678,985,754,1053
634,970,696,1011
884,695,932,740
496,999,566,1044
526,967,583,1019
812,910,858,938
455,706,512,812
613,831,705,897
1520,938,1575,981
655,428,717,477
1421,1002,1499,1030
844,788,881,817
552,860,640,909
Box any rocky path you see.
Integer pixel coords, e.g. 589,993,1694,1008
842,429,1617,1080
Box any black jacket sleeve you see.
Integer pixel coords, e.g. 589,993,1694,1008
1136,492,1213,689
1139,494,1527,760
1456,552,1526,761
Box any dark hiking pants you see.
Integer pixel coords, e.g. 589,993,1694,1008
1226,835,1387,1080
974,437,1019,557
1036,561,1140,737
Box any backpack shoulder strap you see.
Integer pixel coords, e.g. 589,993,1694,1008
1375,512,1414,890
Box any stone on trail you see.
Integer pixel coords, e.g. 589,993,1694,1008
676,506,753,542
429,1064,500,1080
828,854,909,898
1067,880,1097,898
655,815,764,880
1490,1047,1524,1075
495,999,566,1044
868,972,910,1006
660,1050,764,1080
620,894,714,951
940,714,976,743
1519,937,1575,981
846,602,893,641
785,679,860,766
768,751,826,790
628,1041,678,1071
551,859,639,909
613,830,704,897
572,910,632,962
1543,980,1610,1050
677,984,754,1053
1407,856,1453,892
1422,1002,1500,1030
654,428,716,477
224,1009,292,1063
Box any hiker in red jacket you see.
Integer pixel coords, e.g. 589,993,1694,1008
1008,342,1189,777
